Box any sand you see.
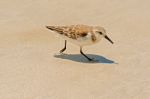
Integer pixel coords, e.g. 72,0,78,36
0,0,150,98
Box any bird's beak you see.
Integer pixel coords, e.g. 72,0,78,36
104,35,114,44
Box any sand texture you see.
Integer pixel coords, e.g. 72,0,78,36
0,0,150,99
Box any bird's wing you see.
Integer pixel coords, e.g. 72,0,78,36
65,25,93,39
46,25,93,39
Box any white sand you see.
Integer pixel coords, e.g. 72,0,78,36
0,0,150,98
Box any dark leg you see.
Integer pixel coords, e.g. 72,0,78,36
60,40,67,53
80,47,93,61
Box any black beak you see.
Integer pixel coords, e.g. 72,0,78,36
105,35,114,44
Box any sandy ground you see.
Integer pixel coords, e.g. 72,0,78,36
0,0,150,99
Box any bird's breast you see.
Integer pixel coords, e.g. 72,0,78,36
59,32,102,46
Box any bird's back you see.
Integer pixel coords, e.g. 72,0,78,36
46,25,93,39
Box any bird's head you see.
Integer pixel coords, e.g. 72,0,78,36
94,26,114,44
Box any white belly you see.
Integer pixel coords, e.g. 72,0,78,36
59,33,102,47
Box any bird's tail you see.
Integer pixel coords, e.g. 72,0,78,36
46,26,57,31
46,26,64,34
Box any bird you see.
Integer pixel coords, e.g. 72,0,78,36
46,24,114,61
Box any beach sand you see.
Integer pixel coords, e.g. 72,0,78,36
0,0,150,98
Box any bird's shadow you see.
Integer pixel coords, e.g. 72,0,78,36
54,53,116,64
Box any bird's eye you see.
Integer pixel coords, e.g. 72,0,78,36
99,32,102,35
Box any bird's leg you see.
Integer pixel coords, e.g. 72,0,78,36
80,46,93,61
60,40,67,53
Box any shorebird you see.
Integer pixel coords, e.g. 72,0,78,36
46,24,114,61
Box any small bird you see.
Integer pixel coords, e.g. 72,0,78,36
46,24,114,61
